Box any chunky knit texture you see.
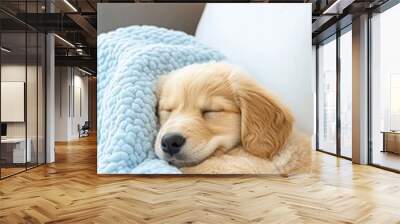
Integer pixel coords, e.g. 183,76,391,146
97,26,225,174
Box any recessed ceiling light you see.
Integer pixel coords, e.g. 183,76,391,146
63,0,78,12
1,47,11,53
54,34,75,48
78,67,93,76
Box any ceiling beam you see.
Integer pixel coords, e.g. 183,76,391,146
312,15,335,33
55,55,96,72
67,13,97,40
322,0,356,14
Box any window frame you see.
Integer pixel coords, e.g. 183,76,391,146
315,24,352,160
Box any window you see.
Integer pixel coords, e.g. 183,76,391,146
390,74,400,130
340,29,352,158
317,37,337,154
0,1,47,179
316,27,353,159
370,2,400,171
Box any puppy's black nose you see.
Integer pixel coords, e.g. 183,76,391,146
161,133,186,156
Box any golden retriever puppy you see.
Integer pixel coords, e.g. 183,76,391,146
155,62,311,174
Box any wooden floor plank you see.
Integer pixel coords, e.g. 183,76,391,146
0,135,399,223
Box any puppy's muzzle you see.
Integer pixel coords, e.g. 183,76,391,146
161,132,186,156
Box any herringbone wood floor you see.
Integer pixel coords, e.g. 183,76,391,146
0,135,400,224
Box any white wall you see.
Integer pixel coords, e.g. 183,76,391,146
195,4,313,135
55,67,89,141
71,73,89,138
55,66,69,141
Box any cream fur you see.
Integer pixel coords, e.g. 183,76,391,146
155,62,311,174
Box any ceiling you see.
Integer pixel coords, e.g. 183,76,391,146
311,0,392,44
0,0,97,74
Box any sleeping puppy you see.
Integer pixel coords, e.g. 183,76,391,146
155,62,311,174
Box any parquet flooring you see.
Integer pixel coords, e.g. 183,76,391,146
1,134,400,223
0,167,26,178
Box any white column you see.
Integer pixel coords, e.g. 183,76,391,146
45,1,55,163
46,33,55,163
352,14,369,164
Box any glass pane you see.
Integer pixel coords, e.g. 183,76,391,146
0,1,46,178
1,31,27,177
371,4,400,171
340,29,352,158
25,0,38,169
27,31,38,169
38,32,45,165
318,37,337,154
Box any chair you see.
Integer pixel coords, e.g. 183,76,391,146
79,121,90,138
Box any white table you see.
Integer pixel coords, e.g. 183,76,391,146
1,138,31,163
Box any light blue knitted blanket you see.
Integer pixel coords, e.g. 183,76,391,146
97,26,225,174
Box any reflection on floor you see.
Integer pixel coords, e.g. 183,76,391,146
373,150,400,171
0,162,41,178
0,135,400,223
1,167,25,177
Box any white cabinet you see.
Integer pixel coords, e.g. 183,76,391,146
1,138,32,163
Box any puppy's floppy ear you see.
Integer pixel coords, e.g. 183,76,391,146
229,72,294,159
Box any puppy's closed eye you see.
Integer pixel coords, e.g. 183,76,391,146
201,109,223,114
158,108,173,123
201,109,224,119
